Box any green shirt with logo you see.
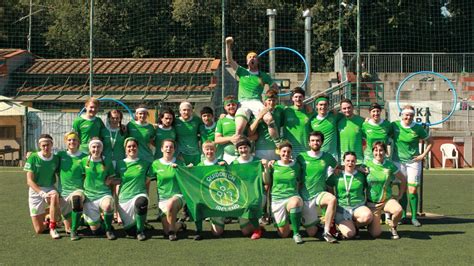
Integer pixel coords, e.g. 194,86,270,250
236,66,274,101
365,159,399,203
327,170,367,208
72,116,105,153
127,120,155,162
175,116,201,156
282,106,311,156
149,158,185,200
81,157,115,201
154,126,176,159
297,151,337,201
57,150,87,197
270,160,301,200
338,115,365,164
391,121,429,163
310,112,343,160
24,152,59,187
362,119,392,161
216,115,238,156
101,127,126,166
117,158,150,203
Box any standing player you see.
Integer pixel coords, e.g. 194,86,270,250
102,109,126,169
81,138,117,240
57,132,87,241
249,89,283,161
215,95,240,164
127,105,155,163
281,87,312,157
24,134,61,239
116,137,151,241
361,103,392,162
267,141,304,244
338,99,365,164
154,108,176,160
175,101,202,166
310,95,343,161
232,138,268,240
297,131,338,243
149,139,187,241
72,97,105,153
327,152,373,239
225,36,278,138
391,105,433,227
199,106,217,158
366,141,406,239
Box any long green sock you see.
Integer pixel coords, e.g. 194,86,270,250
136,214,146,233
399,192,408,218
71,211,82,232
104,212,114,231
250,217,259,229
289,207,302,235
409,193,419,220
195,220,203,233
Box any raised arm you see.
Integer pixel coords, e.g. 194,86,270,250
225,37,238,70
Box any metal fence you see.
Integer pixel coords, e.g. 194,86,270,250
344,52,474,73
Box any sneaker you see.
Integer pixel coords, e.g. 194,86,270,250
354,227,360,239
106,230,117,240
322,232,338,243
293,233,304,244
70,231,80,241
390,227,400,240
251,228,263,240
169,233,177,241
194,234,203,241
411,219,422,227
137,232,146,241
50,229,60,239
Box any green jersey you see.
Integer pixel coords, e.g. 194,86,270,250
175,116,201,156
282,106,311,156
197,158,226,166
57,150,87,197
297,151,337,201
236,66,274,101
216,115,238,156
365,159,399,203
270,160,301,200
338,115,365,164
391,121,429,163
72,116,105,153
154,125,176,159
231,155,261,165
81,157,115,201
362,119,392,161
24,152,59,187
310,112,343,160
127,120,155,162
117,158,150,203
199,122,216,143
101,127,126,166
254,105,284,151
149,158,185,200
327,170,367,208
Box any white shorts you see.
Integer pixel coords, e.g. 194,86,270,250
118,193,148,229
255,149,278,161
83,195,114,226
59,190,85,217
28,187,56,217
158,194,184,216
236,100,264,121
271,196,302,228
395,161,421,186
302,192,327,227
335,204,365,224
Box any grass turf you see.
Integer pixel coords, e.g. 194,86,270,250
1,167,473,264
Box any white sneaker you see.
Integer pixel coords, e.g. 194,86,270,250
50,229,60,239
293,233,304,244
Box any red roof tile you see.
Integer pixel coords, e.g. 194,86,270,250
25,58,221,75
0,49,27,59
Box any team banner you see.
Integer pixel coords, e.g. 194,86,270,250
176,161,264,221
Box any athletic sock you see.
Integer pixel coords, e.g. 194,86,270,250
49,220,57,230
71,211,82,232
104,212,114,231
289,207,302,235
409,193,419,220
250,217,259,229
136,214,146,233
400,192,408,218
195,220,203,234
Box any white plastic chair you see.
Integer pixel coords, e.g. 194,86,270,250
440,143,459,169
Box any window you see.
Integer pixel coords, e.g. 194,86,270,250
0,126,16,139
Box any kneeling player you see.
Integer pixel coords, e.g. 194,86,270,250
327,152,373,239
117,137,152,241
82,139,117,240
297,131,338,243
268,141,304,244
57,132,87,240
149,139,186,241
24,134,61,239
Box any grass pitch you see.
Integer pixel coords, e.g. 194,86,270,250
1,167,473,265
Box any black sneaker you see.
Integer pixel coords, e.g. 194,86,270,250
322,232,338,243
137,232,146,241
106,230,117,240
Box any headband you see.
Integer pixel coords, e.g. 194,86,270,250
38,138,53,144
401,109,415,115
246,52,257,59
88,139,103,149
65,132,79,141
224,99,238,106
315,96,329,104
123,137,138,148
136,107,148,113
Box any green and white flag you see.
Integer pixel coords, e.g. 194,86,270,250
176,161,264,221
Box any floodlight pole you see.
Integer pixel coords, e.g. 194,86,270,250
356,0,361,94
267,9,277,78
221,0,225,104
303,9,312,92
338,1,342,48
89,0,94,97
27,0,32,52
